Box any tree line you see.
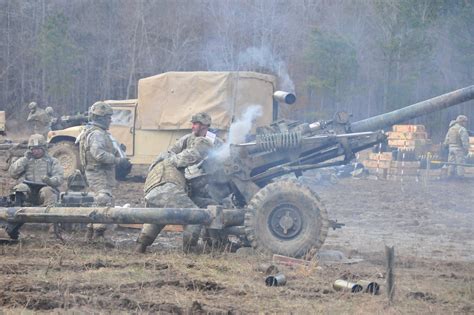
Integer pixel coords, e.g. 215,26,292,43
0,0,472,140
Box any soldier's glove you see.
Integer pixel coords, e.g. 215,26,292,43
115,157,131,169
41,176,56,186
24,151,33,159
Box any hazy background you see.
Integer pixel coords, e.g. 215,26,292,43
0,0,473,140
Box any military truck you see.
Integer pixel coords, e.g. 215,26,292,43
0,111,5,136
48,71,291,178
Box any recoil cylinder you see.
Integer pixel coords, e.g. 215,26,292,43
256,131,302,152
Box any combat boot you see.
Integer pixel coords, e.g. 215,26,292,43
85,226,94,241
6,223,23,240
93,229,105,239
135,242,147,254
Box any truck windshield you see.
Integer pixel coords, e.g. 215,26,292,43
112,109,133,126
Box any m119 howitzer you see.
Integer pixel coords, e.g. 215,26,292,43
1,86,473,257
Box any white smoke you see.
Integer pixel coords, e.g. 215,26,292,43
212,105,263,160
237,46,295,93
202,44,295,93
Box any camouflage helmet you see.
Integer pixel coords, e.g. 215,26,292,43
45,106,54,114
28,102,37,110
89,101,113,117
456,115,468,123
191,112,212,126
28,134,47,148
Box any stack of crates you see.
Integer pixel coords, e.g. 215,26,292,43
387,125,430,153
360,125,429,180
361,151,421,180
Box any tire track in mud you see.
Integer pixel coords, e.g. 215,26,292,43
0,275,228,312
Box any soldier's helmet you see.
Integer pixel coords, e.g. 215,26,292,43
28,102,37,110
191,112,212,126
456,115,468,123
45,106,54,114
28,134,47,148
89,101,113,118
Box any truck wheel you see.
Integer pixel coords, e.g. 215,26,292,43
244,180,329,258
49,141,80,178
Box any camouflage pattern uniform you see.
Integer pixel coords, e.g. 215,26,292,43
6,134,63,239
27,102,52,138
78,102,127,238
137,113,214,253
9,134,63,204
444,115,470,177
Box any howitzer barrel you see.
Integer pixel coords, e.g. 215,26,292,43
0,206,245,228
351,85,474,133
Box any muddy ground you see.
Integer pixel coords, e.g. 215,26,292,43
0,166,473,314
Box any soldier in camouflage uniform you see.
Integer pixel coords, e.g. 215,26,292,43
27,102,52,138
78,101,129,239
6,134,63,239
444,115,470,178
136,112,215,253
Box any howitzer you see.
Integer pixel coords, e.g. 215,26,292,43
1,86,473,257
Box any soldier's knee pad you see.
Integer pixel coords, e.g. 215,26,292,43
95,192,113,206
13,183,30,194
39,187,58,206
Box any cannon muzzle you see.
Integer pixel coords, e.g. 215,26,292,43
273,91,296,105
350,85,474,132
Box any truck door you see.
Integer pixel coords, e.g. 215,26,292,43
110,105,136,156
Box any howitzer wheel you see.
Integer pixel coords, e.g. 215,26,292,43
244,180,329,258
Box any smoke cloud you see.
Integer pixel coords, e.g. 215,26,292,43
203,44,295,93
212,104,263,161
237,46,295,93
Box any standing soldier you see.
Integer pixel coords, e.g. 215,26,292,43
45,106,55,131
6,134,63,239
27,102,52,138
78,101,129,239
136,112,215,253
444,115,470,178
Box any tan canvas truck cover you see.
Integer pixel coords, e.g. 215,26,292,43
137,71,276,130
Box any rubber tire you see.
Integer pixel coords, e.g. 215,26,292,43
244,180,329,258
49,141,80,178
